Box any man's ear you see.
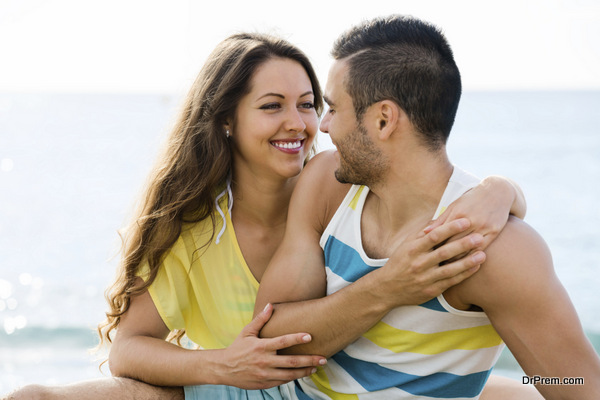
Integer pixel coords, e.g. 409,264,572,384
374,100,401,141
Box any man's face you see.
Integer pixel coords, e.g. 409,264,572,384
320,60,387,186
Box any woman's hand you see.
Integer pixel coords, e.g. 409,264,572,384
214,303,327,390
425,176,526,251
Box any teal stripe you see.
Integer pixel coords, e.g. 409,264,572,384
324,236,449,312
332,351,490,398
323,236,379,282
293,381,313,400
419,297,449,312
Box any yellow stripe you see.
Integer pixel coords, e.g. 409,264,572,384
363,321,503,355
348,186,366,210
310,367,359,400
435,205,447,219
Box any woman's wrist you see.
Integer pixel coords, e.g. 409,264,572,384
191,348,227,386
483,175,525,219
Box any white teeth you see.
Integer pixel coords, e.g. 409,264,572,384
273,140,302,149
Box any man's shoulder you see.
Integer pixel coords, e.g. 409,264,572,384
303,150,340,181
456,216,554,308
293,150,353,231
484,216,550,269
300,150,352,198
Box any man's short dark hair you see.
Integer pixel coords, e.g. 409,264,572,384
332,15,462,150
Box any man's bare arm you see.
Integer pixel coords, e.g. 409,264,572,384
255,151,484,357
457,217,600,400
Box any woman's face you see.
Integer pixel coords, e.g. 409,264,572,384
231,57,318,181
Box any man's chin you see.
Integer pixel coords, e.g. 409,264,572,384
334,169,351,185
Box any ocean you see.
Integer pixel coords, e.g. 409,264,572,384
1,91,599,394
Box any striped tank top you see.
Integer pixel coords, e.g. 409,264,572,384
292,166,505,400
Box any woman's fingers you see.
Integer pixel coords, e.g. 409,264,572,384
262,366,319,385
265,352,326,369
262,333,326,364
242,303,274,338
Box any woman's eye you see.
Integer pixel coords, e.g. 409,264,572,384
260,103,281,110
299,102,315,109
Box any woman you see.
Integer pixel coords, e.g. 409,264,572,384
7,33,536,400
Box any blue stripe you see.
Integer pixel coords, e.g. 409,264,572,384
294,380,313,400
419,297,448,312
325,236,448,313
332,351,489,398
323,236,379,283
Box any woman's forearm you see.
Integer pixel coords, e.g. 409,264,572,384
109,335,221,387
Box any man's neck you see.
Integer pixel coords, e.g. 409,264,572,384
361,150,453,257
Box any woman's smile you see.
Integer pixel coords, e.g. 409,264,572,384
270,138,304,153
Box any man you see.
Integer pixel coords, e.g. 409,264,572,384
255,15,600,399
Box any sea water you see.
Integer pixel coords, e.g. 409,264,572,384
0,91,599,393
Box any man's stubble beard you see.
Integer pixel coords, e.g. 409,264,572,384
334,122,388,187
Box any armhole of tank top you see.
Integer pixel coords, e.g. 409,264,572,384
319,185,363,249
436,294,489,318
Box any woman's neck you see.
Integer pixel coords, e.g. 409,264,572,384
230,168,299,229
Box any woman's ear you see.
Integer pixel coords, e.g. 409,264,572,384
224,120,232,138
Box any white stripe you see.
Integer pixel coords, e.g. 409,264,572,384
320,185,361,249
343,336,504,376
380,304,493,333
433,166,480,219
325,267,353,296
357,386,478,400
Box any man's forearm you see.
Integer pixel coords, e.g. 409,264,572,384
260,269,391,358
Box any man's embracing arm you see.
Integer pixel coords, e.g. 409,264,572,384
255,151,484,357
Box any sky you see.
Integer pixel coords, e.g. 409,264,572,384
0,0,599,94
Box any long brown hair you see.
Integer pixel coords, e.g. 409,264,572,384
97,32,323,347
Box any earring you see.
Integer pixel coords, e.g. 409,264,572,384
226,129,230,138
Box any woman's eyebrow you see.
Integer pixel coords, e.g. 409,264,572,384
256,91,314,101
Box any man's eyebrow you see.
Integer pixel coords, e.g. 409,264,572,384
256,91,314,101
323,96,335,107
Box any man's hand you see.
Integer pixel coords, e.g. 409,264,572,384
378,218,485,308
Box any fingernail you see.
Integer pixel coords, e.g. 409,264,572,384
424,225,433,233
472,252,485,263
263,303,271,313
302,334,311,342
319,359,327,365
311,368,317,374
